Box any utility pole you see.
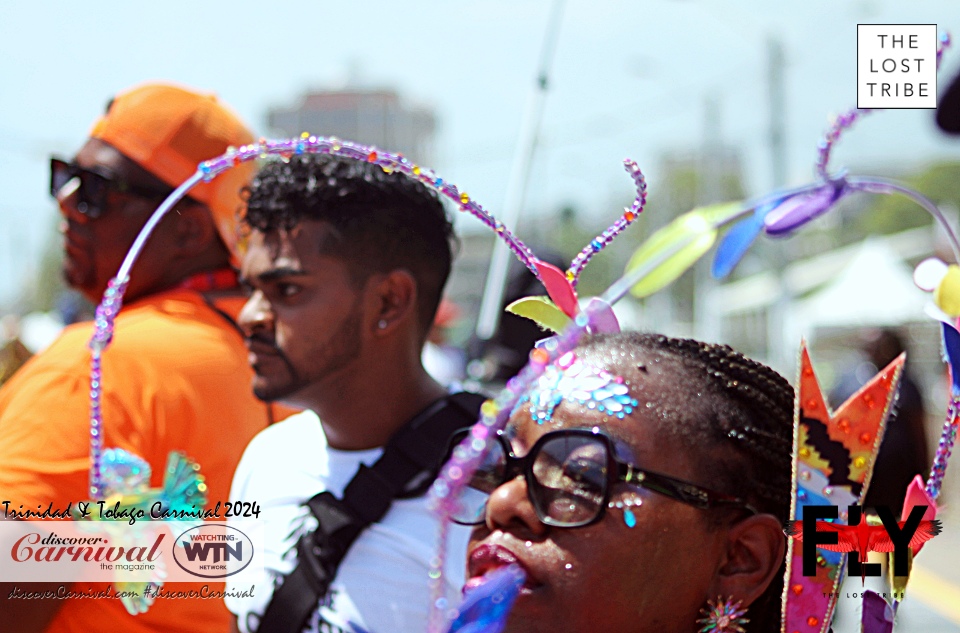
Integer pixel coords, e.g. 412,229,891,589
769,38,787,189
474,0,566,342
695,95,723,343
766,36,791,372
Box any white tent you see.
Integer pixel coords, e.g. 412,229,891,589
793,239,929,328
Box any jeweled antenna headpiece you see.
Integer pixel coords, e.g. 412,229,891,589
86,135,647,503
84,133,647,622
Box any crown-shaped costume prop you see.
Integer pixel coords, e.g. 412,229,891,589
782,345,903,633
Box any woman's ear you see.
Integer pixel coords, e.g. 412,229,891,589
368,269,418,336
711,513,786,607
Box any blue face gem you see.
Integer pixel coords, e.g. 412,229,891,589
623,507,637,528
513,352,637,424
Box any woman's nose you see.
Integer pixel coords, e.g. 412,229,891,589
483,475,549,538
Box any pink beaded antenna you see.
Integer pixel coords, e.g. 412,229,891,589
84,139,647,518
85,135,647,503
83,135,649,625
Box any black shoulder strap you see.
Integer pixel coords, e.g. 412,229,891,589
256,392,485,633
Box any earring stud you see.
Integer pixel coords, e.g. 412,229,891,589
378,319,388,329
696,596,749,633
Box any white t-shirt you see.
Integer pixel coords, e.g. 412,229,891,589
225,410,470,633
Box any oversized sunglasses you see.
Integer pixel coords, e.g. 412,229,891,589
447,427,758,528
50,157,173,219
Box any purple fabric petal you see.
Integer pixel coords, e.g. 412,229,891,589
583,298,621,334
860,590,895,633
447,565,526,633
763,182,847,236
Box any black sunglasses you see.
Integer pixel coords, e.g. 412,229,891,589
50,157,173,219
447,427,758,528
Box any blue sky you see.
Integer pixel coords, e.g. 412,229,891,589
2,0,960,307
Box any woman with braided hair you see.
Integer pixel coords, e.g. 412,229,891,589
452,331,794,633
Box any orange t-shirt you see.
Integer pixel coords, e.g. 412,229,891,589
0,288,282,633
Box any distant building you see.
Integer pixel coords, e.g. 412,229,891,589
266,89,437,165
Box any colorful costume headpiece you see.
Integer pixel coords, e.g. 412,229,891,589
87,32,959,632
84,132,650,617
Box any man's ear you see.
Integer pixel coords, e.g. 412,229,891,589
369,269,418,336
710,513,786,608
165,201,221,258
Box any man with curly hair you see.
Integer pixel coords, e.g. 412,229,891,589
227,154,476,633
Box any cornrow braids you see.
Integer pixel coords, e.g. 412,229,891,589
577,332,793,517
574,332,795,633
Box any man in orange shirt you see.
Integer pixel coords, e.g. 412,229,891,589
0,83,280,633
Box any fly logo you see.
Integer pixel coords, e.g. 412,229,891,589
173,524,254,578
784,505,941,583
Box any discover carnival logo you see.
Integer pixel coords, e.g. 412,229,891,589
0,520,264,583
173,523,254,579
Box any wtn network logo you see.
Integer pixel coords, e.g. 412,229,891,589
785,504,941,583
182,537,243,563
173,524,254,579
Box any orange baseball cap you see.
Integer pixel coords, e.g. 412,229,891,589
89,82,255,265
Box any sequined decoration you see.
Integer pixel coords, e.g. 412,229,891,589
697,596,749,633
926,391,960,501
91,133,646,504
608,496,642,528
195,137,647,294
512,351,638,424
84,133,646,629
74,449,208,615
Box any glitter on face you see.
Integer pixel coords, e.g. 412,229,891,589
514,352,639,424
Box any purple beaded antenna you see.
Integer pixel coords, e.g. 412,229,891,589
709,32,960,507
815,35,951,181
709,32,956,283
85,135,647,501
927,394,960,500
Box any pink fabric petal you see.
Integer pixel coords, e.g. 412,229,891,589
901,475,938,554
902,475,938,522
535,259,579,318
